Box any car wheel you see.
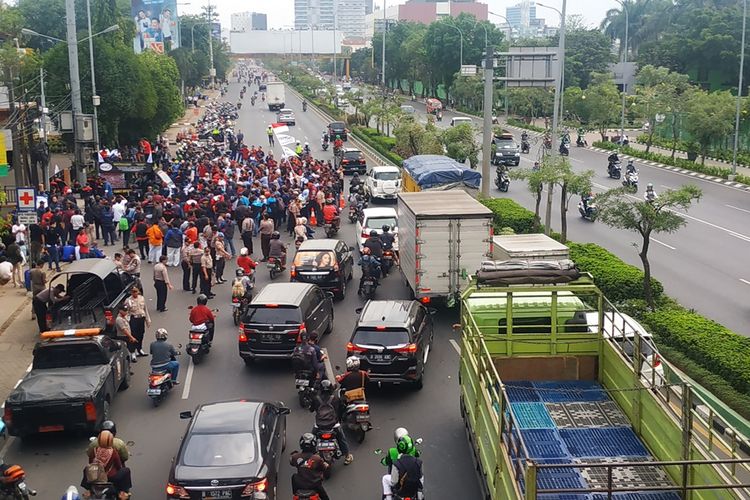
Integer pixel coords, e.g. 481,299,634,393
336,279,346,300
103,399,111,420
324,317,333,335
413,374,424,390
119,366,131,391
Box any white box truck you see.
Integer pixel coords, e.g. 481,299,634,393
267,82,285,111
397,191,493,306
492,233,569,262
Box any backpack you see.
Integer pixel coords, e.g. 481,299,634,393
118,217,129,231
231,279,246,299
314,394,338,428
84,461,108,484
291,345,313,372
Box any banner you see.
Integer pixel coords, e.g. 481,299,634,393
132,0,180,54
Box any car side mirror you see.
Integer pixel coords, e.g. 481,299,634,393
179,411,193,419
278,407,291,415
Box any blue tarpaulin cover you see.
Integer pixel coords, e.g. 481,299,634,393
402,155,482,190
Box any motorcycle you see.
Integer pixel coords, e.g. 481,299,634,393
622,171,639,192
559,141,570,156
360,275,378,299
250,96,256,106
293,492,321,500
495,169,510,192
187,321,212,365
232,293,251,326
147,346,180,407
86,482,118,500
0,467,36,499
520,139,530,154
267,256,284,280
576,135,586,147
303,102,308,112
543,136,552,150
578,200,597,221
323,221,339,238
608,161,622,179
339,388,371,444
321,140,329,151
381,250,394,276
314,425,342,477
294,369,317,409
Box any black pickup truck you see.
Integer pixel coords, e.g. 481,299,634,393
42,259,138,334
3,332,131,439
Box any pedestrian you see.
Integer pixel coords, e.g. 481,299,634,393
124,248,141,281
259,213,274,261
165,222,183,267
189,241,203,293
45,219,63,272
29,261,47,320
32,284,68,333
5,241,24,287
115,305,138,363
125,286,150,356
180,241,192,291
200,246,214,298
153,255,173,312
118,212,131,249
219,214,236,257
133,217,149,259
146,220,164,264
76,227,90,260
214,233,231,284
28,222,44,266
101,204,116,246
241,214,255,255
267,125,275,147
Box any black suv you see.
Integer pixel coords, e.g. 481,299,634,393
328,121,348,141
347,300,434,389
492,132,520,166
291,239,354,299
337,148,367,174
239,283,334,364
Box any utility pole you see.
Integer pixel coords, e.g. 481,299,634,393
207,0,215,87
85,0,100,155
733,0,747,177
40,68,50,190
550,0,566,154
481,47,494,198
333,17,337,82
381,0,386,92
65,0,85,183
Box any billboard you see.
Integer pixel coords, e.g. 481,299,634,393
132,0,180,54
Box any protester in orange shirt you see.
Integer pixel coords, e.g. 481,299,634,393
146,221,163,263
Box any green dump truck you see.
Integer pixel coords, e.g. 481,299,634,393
459,264,750,499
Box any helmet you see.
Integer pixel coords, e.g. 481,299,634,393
296,141,300,145
197,294,208,306
320,379,334,393
369,230,378,237
304,142,309,146
647,183,654,189
345,356,360,371
271,231,280,239
98,430,114,448
362,246,371,255
382,225,390,233
235,268,245,277
3,464,25,482
335,135,341,139
155,328,168,341
299,432,317,452
62,486,82,500
397,434,414,454
240,247,248,256
101,420,117,436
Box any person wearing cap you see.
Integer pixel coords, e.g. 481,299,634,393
213,233,231,284
115,305,138,362
33,284,69,333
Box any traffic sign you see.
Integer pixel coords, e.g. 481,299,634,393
16,212,37,225
16,187,36,212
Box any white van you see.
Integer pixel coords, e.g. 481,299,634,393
450,116,473,127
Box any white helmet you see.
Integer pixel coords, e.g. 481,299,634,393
345,356,360,371
305,142,309,146
394,427,410,443
240,247,248,256
155,328,168,341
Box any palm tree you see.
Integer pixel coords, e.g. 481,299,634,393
600,0,672,58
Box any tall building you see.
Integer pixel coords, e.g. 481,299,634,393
397,0,487,25
336,0,366,38
295,0,336,29
365,0,374,15
506,1,539,33
230,12,268,32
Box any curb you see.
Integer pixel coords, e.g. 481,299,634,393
588,147,750,193
0,296,31,337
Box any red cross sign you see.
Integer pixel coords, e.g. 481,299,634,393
16,187,36,211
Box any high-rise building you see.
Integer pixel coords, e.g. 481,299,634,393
336,0,366,38
365,0,374,15
230,12,268,32
295,0,336,29
506,1,538,32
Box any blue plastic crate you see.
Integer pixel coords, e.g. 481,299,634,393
534,381,609,403
521,429,569,459
536,466,587,492
560,428,650,459
591,493,680,500
506,381,541,402
539,495,592,500
512,402,556,429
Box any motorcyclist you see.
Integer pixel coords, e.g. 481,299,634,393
322,198,340,230
310,379,354,465
336,356,370,402
521,131,529,142
626,159,637,175
82,430,132,498
333,135,344,153
358,246,381,295
302,100,308,112
231,268,254,300
533,161,541,171
268,231,287,268
350,171,361,188
290,433,330,500
0,462,26,490
520,131,530,151
576,127,586,146
87,420,129,463
608,152,620,165
581,192,595,214
381,427,421,470
149,328,180,384
295,142,304,156
382,450,424,500
189,295,216,343
321,132,330,146
644,183,657,203
380,225,399,266
236,247,257,275
363,229,384,259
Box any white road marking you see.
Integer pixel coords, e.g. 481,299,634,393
181,358,195,399
651,238,676,250
449,339,461,355
660,185,675,191
726,204,750,215
740,279,750,286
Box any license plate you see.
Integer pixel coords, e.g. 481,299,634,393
38,425,64,433
147,388,162,395
318,440,336,451
261,334,282,342
296,379,310,387
231,303,240,307
204,490,232,499
356,414,370,422
370,354,392,362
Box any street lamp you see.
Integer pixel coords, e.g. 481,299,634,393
21,25,119,44
537,1,567,152
444,20,464,68
733,0,747,176
614,0,629,148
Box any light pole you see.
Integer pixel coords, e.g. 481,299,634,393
615,0,629,147
489,11,511,118
537,1,566,152
444,20,464,68
733,0,747,176
206,0,215,87
190,22,208,52
381,0,387,90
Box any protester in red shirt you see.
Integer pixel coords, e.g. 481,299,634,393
189,295,216,342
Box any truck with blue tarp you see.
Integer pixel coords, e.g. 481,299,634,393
401,154,482,195
459,261,750,499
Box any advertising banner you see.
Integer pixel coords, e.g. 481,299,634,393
132,0,180,54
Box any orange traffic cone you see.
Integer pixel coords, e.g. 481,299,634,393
309,211,318,226
339,193,346,209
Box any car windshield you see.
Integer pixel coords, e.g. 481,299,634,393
294,251,336,269
374,171,400,181
344,151,364,160
182,433,256,467
244,306,302,324
353,328,410,347
330,122,345,130
495,140,515,148
365,216,397,229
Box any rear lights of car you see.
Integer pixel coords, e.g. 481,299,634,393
166,483,190,498
84,401,97,422
45,313,52,329
394,343,418,355
361,231,370,239
346,342,367,353
242,478,268,495
3,407,12,427
238,323,248,342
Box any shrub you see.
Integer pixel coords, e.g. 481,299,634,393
641,307,750,395
567,242,663,304
480,198,537,234
506,118,546,133
351,127,403,165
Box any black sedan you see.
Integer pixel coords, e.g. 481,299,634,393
167,400,290,499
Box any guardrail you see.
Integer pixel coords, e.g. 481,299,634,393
283,83,397,167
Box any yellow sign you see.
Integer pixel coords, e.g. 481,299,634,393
0,130,8,175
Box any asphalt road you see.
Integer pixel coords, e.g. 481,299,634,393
391,97,750,336
2,81,481,499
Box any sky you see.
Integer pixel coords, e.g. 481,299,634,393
181,0,621,32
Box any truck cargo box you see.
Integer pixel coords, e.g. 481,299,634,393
491,233,570,261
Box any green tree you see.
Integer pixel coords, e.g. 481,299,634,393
393,121,443,158
509,162,557,233
0,1,22,37
508,88,554,123
634,65,692,153
596,185,702,309
134,51,183,139
600,0,673,58
554,28,615,89
442,122,480,168
682,89,735,164
557,165,594,243
565,74,621,140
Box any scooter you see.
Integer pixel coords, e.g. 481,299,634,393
0,466,36,499
321,140,329,151
381,250,394,276
303,102,308,112
608,161,622,179
495,169,510,192
622,172,639,192
314,425,342,477
576,135,586,147
340,390,371,443
187,322,212,365
578,200,597,221
360,275,378,299
559,141,570,156
323,221,339,238
520,140,530,154
294,369,317,409
147,347,180,407
267,256,284,280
